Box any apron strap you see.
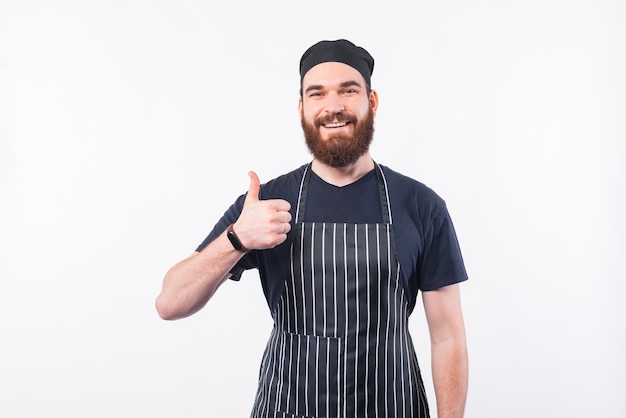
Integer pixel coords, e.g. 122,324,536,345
375,162,393,225
295,163,312,224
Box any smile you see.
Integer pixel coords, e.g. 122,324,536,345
324,122,348,128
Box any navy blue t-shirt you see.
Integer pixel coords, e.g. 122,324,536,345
197,164,468,314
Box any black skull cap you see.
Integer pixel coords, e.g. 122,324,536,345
299,39,375,87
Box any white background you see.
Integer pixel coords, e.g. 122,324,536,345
1,1,625,417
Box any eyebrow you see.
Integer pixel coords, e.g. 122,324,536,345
304,80,363,94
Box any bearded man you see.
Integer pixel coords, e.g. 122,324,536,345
156,39,469,418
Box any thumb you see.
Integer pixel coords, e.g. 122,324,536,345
245,171,260,202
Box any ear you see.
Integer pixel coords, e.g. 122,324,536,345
298,96,303,114
369,89,379,116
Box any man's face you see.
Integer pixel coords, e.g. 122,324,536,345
299,62,378,168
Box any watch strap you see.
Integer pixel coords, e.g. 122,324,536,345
226,224,248,252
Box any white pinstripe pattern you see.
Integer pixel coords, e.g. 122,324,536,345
250,165,429,418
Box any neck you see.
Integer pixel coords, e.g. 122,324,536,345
311,153,375,187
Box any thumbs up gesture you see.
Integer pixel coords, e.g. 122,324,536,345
232,171,292,250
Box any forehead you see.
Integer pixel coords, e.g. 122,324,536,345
302,61,366,89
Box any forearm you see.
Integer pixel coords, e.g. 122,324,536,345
156,171,291,320
431,335,468,418
155,231,245,320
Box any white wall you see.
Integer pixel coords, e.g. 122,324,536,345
1,1,624,417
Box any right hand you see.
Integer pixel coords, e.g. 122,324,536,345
232,171,292,250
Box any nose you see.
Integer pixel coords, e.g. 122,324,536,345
324,93,345,114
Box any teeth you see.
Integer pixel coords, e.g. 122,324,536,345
325,122,347,128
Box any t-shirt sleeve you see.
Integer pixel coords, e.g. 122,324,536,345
418,202,469,291
194,193,258,281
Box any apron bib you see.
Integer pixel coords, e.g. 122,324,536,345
251,164,429,418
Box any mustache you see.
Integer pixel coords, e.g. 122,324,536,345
315,112,358,127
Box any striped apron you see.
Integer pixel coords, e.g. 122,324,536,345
251,164,429,418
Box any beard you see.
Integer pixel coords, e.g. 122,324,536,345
301,106,375,168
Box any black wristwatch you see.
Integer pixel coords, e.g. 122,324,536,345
226,224,248,252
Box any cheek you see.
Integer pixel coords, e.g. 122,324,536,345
357,100,371,117
346,97,371,119
301,105,319,124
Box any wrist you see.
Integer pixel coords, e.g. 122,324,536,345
226,224,248,252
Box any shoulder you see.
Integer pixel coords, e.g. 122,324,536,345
379,164,446,211
258,164,308,202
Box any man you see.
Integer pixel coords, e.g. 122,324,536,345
156,39,468,418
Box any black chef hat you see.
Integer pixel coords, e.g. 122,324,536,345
299,39,375,87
